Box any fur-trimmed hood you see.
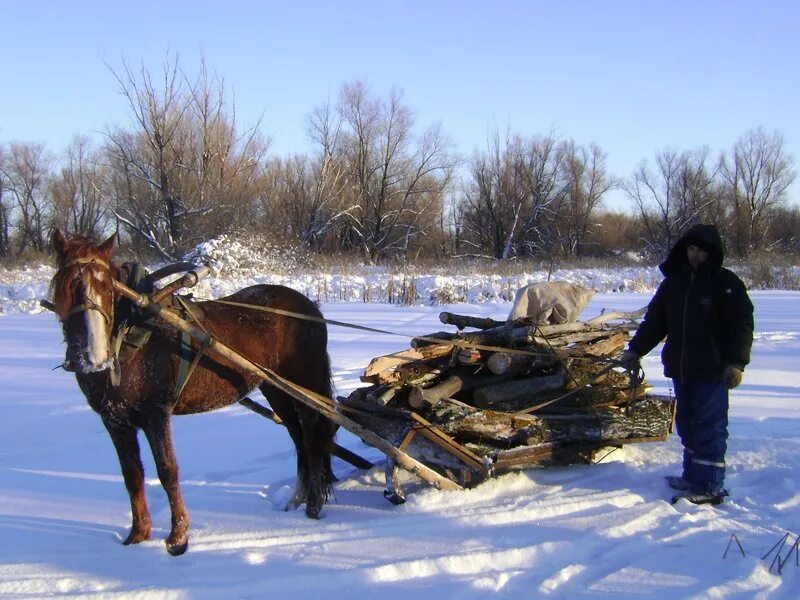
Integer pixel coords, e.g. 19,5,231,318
659,223,724,276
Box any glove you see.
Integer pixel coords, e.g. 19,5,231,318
723,365,743,389
619,350,640,369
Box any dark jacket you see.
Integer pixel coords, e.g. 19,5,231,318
628,224,754,381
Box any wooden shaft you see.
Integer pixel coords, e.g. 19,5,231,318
111,279,461,492
152,265,212,304
239,396,283,424
410,412,488,472
239,397,374,470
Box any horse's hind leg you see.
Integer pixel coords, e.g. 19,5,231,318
260,384,309,510
102,419,151,545
142,413,190,556
298,407,334,519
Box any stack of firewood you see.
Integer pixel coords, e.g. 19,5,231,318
341,307,675,473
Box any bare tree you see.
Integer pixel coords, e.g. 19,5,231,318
517,133,567,258
104,56,267,259
721,128,796,256
459,134,528,259
550,141,614,258
302,98,350,247
335,82,457,262
254,98,351,249
770,205,800,254
0,142,52,255
183,61,268,238
458,131,565,259
623,148,716,257
0,145,10,258
49,136,109,238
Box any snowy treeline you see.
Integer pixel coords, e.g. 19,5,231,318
1,58,797,266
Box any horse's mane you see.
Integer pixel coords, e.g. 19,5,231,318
49,235,120,320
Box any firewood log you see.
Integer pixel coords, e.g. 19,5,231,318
408,367,508,409
490,383,650,414
457,348,483,365
361,344,454,382
432,395,673,448
439,312,504,330
410,331,459,348
471,367,568,409
486,351,559,376
566,360,631,389
412,324,537,350
531,330,621,347
565,331,627,357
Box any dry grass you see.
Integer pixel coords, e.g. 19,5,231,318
738,255,800,290
304,253,650,278
0,249,50,269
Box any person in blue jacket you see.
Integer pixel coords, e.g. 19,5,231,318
620,224,754,504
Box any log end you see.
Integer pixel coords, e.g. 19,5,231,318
408,386,428,409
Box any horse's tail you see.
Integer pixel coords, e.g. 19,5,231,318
317,348,338,499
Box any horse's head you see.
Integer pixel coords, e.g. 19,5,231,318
50,229,118,374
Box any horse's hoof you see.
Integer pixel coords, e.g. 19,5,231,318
305,502,322,520
122,529,151,545
166,539,189,556
383,489,406,505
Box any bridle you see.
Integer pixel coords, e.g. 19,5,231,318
55,255,124,384
56,257,115,327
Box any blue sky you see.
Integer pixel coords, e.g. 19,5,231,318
2,1,798,208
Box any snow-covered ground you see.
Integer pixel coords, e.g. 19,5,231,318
0,260,668,316
1,287,799,598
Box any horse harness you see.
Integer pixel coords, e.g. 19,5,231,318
113,263,209,399
55,258,203,397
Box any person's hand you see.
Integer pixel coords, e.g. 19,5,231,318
619,350,640,369
723,365,743,389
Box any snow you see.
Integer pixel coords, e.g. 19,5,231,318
0,260,664,317
1,266,799,596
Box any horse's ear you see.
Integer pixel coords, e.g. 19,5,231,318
52,229,69,255
98,232,117,257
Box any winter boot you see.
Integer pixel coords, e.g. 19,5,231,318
665,475,694,491
670,488,729,506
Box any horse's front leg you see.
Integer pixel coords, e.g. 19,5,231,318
143,413,190,556
103,419,152,545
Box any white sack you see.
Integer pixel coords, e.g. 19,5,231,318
508,282,596,324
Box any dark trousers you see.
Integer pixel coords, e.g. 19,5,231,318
673,378,729,492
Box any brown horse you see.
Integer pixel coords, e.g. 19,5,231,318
49,230,336,555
